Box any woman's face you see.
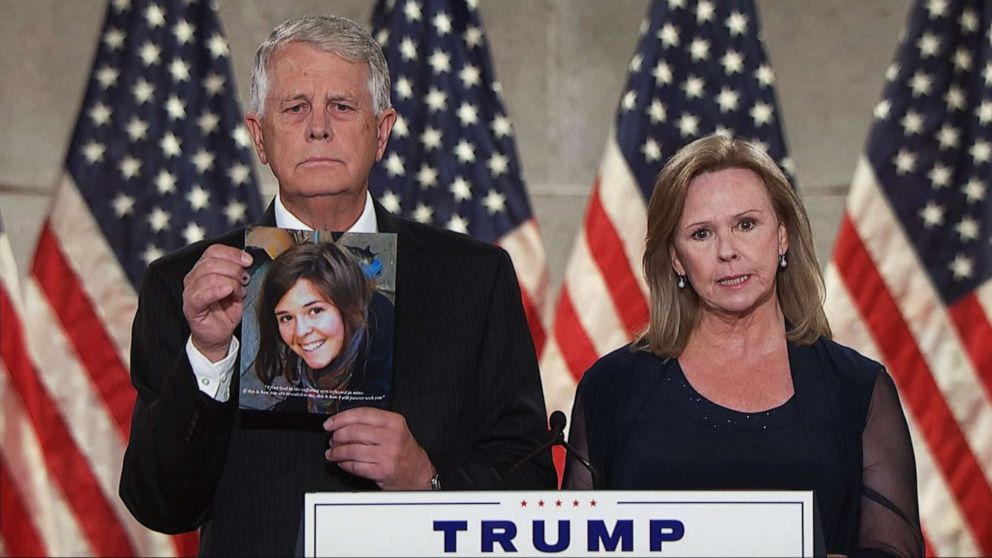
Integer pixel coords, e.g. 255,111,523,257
274,278,345,370
670,167,788,319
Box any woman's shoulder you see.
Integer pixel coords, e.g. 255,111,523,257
803,336,886,401
579,344,671,391
575,344,672,435
810,336,884,373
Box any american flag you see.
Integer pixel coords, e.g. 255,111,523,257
368,0,550,355
823,0,991,555
1,215,38,555
0,0,261,555
540,0,792,429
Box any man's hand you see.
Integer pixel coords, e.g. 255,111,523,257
182,245,252,362
323,408,435,490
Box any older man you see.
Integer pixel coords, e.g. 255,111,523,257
119,15,554,556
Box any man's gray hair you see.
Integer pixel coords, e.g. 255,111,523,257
249,15,392,116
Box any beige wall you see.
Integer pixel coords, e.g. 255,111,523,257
0,0,910,299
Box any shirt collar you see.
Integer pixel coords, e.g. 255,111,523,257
273,190,378,233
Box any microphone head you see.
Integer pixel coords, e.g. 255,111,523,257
549,410,567,432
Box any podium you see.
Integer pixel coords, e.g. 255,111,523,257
303,490,813,556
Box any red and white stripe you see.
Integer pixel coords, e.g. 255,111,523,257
0,175,199,556
498,218,551,356
824,157,992,556
540,135,650,422
1,213,73,557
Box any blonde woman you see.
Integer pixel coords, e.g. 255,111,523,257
564,135,922,557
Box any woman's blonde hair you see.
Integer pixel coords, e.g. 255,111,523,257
636,134,830,357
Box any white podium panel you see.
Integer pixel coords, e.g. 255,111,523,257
304,490,813,556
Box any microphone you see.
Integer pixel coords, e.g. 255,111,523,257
507,410,598,489
548,410,566,439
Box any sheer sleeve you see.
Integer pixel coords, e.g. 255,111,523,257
856,370,924,557
563,390,594,490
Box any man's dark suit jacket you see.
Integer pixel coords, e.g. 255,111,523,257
119,202,556,556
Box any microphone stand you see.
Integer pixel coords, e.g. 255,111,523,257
507,411,599,489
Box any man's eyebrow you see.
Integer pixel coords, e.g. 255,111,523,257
327,92,360,103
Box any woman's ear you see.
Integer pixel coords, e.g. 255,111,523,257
778,222,789,255
670,246,685,276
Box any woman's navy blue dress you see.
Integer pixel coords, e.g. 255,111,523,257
564,337,923,557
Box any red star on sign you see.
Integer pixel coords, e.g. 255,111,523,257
555,500,562,507
520,500,527,507
572,500,580,507
538,500,545,507
590,500,597,507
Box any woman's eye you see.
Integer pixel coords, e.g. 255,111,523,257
277,315,292,323
690,229,709,240
309,307,324,315
739,218,756,231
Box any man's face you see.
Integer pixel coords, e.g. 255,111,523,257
245,42,395,209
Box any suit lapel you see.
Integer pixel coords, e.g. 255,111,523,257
375,202,431,369
253,202,277,228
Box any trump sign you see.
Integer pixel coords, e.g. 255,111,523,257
303,490,813,556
